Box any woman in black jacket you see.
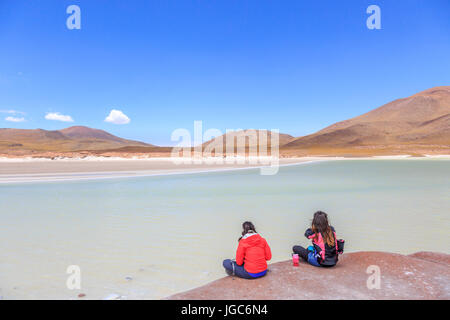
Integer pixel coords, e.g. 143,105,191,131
292,211,341,267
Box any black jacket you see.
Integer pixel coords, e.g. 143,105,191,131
304,226,337,266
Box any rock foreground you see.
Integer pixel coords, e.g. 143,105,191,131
168,251,450,300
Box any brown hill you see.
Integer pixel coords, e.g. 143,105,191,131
0,126,152,154
2,86,449,157
283,86,450,155
59,126,150,146
202,130,294,156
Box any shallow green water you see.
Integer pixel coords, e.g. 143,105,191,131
0,159,449,299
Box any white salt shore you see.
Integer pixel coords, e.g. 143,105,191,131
0,155,449,184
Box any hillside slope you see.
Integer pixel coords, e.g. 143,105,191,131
283,86,450,155
0,126,151,154
202,130,294,155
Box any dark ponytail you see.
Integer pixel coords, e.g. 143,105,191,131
311,211,335,247
238,221,256,241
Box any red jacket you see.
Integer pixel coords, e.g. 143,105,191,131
236,233,272,274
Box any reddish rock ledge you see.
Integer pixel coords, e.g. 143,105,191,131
168,251,450,300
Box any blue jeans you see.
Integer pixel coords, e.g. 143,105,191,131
307,250,321,267
222,259,266,279
293,245,321,267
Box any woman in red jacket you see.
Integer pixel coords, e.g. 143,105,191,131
222,221,272,279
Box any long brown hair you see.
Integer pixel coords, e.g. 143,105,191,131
311,211,335,247
238,221,256,241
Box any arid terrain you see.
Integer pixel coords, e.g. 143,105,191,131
282,86,450,156
1,86,449,158
0,126,151,156
168,251,450,300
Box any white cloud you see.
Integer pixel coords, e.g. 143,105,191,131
0,109,25,115
104,109,130,125
45,112,74,122
5,116,26,122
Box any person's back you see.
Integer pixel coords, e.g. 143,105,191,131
293,211,341,268
223,221,272,279
236,232,271,274
305,226,337,266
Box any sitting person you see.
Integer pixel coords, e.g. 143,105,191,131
293,211,340,267
223,221,272,279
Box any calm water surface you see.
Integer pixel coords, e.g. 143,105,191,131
0,159,449,299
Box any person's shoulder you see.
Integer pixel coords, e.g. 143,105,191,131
304,228,314,237
330,226,336,232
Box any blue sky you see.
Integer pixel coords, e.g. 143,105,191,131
0,0,449,145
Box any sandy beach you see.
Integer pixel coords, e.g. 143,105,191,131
0,157,323,183
0,155,449,183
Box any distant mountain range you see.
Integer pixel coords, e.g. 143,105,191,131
1,86,449,156
0,126,151,154
202,130,295,154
